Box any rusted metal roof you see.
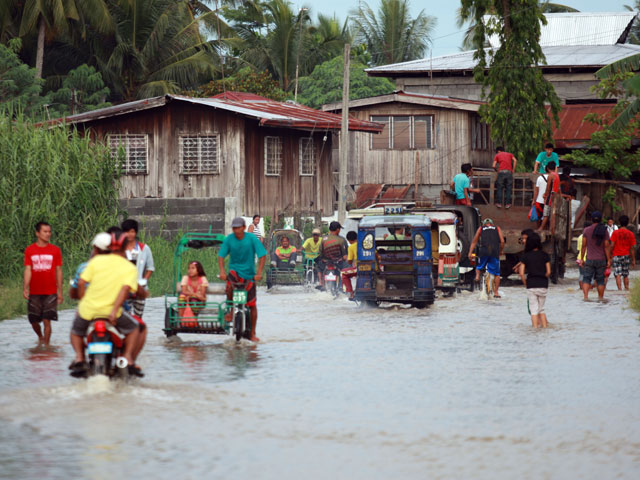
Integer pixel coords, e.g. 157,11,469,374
355,184,384,208
549,104,615,149
380,185,410,202
48,93,384,133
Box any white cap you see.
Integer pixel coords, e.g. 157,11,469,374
92,232,112,251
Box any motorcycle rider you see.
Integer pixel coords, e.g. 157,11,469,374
69,230,143,374
317,221,348,290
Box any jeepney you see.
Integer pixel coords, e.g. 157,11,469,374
354,214,435,308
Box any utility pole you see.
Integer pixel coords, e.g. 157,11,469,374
294,8,307,102
338,43,350,224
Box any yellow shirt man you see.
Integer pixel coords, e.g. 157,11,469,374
303,237,322,258
347,242,358,267
79,254,138,320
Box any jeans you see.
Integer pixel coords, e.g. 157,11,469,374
496,171,513,205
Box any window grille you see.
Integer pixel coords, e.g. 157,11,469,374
179,135,220,174
265,136,283,176
299,138,315,176
108,134,148,174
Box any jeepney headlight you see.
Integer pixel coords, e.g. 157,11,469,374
362,233,374,250
414,233,426,250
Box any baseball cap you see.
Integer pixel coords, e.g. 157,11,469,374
312,228,321,235
92,232,112,251
591,211,602,221
231,217,246,228
329,221,342,231
482,218,494,225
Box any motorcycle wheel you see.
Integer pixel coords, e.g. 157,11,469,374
234,311,244,342
90,354,108,376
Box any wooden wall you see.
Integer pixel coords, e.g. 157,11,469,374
244,125,333,216
336,102,493,188
79,101,333,216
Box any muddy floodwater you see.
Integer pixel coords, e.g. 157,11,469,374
1,268,639,479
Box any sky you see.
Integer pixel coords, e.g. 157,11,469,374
296,0,636,57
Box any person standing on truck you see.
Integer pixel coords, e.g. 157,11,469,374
533,143,559,174
537,164,560,232
451,163,480,206
469,218,505,298
580,211,611,301
493,146,517,209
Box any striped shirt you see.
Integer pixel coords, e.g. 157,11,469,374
249,224,262,238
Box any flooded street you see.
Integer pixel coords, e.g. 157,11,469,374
1,268,639,479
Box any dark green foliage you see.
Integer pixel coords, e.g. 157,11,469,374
186,68,288,101
0,39,47,115
297,55,395,109
460,0,561,168
50,64,111,115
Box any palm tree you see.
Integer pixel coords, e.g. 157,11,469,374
350,0,436,66
229,0,311,91
624,1,640,44
97,0,220,100
17,0,114,78
304,14,351,72
457,1,579,51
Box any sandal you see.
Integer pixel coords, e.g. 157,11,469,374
68,360,87,371
128,365,145,378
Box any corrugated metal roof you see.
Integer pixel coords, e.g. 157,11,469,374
355,184,384,208
52,93,384,132
322,90,484,112
366,44,640,75
549,104,615,149
380,185,410,202
486,12,637,48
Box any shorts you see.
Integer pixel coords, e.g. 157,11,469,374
226,270,257,308
130,298,146,317
613,255,631,278
456,198,471,206
178,294,206,315
534,202,544,219
71,311,139,337
578,265,585,283
28,294,58,324
476,256,501,276
583,259,607,286
543,204,551,218
527,288,548,315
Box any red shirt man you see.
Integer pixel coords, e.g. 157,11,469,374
610,214,636,290
23,222,62,346
493,151,516,172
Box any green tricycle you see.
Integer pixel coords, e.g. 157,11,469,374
163,231,251,341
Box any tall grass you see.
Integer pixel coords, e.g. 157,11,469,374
630,280,640,314
0,113,121,318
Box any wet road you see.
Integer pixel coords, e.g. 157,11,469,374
1,269,639,479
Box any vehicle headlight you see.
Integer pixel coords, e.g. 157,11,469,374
414,233,426,250
362,233,374,250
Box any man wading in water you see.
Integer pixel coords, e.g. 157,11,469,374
23,222,63,346
469,218,505,298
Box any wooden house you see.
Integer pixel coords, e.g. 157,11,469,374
54,92,382,233
323,91,495,205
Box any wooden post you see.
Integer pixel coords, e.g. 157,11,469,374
338,44,351,224
414,151,419,201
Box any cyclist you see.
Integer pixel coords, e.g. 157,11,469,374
218,217,267,342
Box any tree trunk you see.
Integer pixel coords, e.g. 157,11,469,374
502,0,511,39
35,16,45,79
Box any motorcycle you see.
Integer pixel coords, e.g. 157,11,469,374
324,262,342,299
72,319,129,378
228,281,252,342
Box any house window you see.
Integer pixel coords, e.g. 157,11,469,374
179,135,220,174
108,134,148,174
471,115,490,151
370,116,434,150
265,136,283,176
299,138,315,176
